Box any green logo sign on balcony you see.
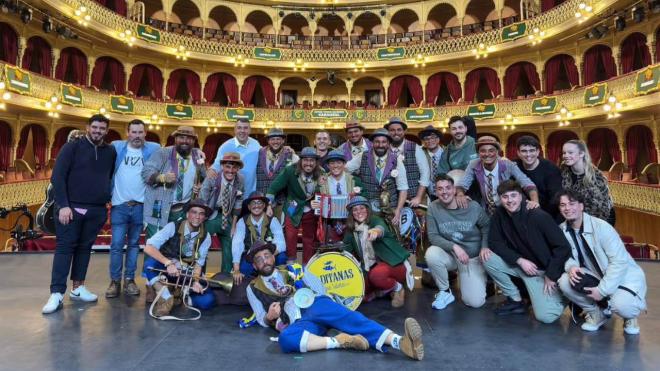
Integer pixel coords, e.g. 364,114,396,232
110,95,134,114
466,103,496,120
136,24,161,43
311,109,348,120
4,65,31,94
501,22,527,42
583,83,608,106
291,109,306,120
225,107,255,121
405,108,435,122
531,96,558,115
61,84,83,106
166,104,194,119
352,110,367,121
377,47,406,61
253,47,282,61
634,65,660,95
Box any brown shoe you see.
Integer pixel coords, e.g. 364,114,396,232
391,288,405,308
153,296,174,317
334,333,369,351
105,280,121,298
145,284,156,303
400,318,424,360
173,287,183,306
123,279,140,296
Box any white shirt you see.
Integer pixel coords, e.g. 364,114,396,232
231,216,286,263
346,152,409,191
112,146,145,205
176,155,197,203
391,141,430,188
146,222,211,266
484,162,500,205
349,139,370,157
328,173,347,195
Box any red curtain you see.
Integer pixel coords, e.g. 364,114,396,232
166,69,201,103
54,47,88,85
259,77,276,106
582,45,617,85
17,124,48,166
0,23,18,64
506,132,542,160
51,127,76,159
387,76,406,106
0,121,11,171
145,131,160,144
22,37,52,76
620,33,651,74
387,75,422,105
425,73,443,105
241,76,274,106
503,62,541,98
205,73,240,104
544,54,579,93
547,130,578,165
91,57,126,94
587,128,621,166
128,64,163,99
656,29,660,64
465,68,501,103
444,73,462,103
626,125,658,176
202,134,231,165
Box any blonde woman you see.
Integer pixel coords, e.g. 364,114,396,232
560,140,614,225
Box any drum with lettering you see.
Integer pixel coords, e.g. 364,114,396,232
305,251,365,310
398,206,423,253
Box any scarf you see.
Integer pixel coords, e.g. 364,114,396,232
354,223,377,271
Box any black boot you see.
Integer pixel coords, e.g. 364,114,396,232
494,297,526,316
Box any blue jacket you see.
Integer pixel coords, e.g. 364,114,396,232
111,140,160,173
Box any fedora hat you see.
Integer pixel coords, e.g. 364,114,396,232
171,125,198,139
220,152,244,168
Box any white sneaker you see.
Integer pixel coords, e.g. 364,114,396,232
581,310,607,331
69,286,98,302
431,290,455,310
42,293,64,314
624,318,640,335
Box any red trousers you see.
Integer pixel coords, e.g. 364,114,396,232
284,211,318,264
364,262,407,294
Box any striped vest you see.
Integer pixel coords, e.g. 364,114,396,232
392,140,420,200
356,152,398,210
256,147,293,197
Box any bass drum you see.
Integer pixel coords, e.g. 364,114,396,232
305,251,365,311
35,183,56,235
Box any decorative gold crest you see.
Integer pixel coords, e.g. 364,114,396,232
541,98,548,105
264,47,271,53
15,69,23,80
237,108,245,114
511,24,518,31
176,104,184,111
119,97,127,104
294,110,303,119
387,47,395,53
591,86,599,95
145,26,153,33
416,108,424,114
478,104,486,112
644,68,653,81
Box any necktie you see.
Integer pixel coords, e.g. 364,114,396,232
485,173,496,214
336,182,342,195
176,156,187,200
567,229,587,268
376,158,384,182
268,160,275,176
221,182,232,229
269,277,288,295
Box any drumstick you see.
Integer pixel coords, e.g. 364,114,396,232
405,200,428,210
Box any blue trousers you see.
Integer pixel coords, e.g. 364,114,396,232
279,296,391,353
143,257,216,310
239,252,288,276
109,203,143,280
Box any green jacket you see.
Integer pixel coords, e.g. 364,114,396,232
266,164,320,226
342,215,410,270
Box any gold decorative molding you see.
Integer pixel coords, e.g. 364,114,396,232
610,182,660,216
0,180,49,208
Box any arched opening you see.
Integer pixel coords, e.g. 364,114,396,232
17,124,48,167
55,47,88,86
0,23,18,64
546,130,579,165
279,77,311,108
51,127,77,159
128,64,163,99
91,56,125,94
620,33,652,74
22,36,52,77
208,5,237,31
241,75,275,107
314,77,348,108
352,77,384,108
587,128,621,171
146,131,160,144
464,0,494,34
0,121,12,172
389,9,419,44
503,61,540,98
506,132,542,160
465,68,501,103
202,133,232,165
166,69,201,104
626,125,658,176
352,12,383,48
544,54,579,93
204,73,238,105
279,12,311,47
582,45,616,85
142,0,164,22
426,3,457,39
246,10,274,34
388,75,422,107
170,0,200,26
316,13,346,48
426,72,462,106
542,0,567,12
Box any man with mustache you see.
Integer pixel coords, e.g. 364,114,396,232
105,119,160,299
245,240,424,360
337,120,371,162
43,114,117,314
437,116,478,175
209,119,261,194
255,128,298,219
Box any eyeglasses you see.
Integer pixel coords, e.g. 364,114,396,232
253,253,272,265
250,200,265,206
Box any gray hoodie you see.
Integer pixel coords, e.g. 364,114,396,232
427,199,490,258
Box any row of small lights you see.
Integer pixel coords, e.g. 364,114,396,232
0,81,10,110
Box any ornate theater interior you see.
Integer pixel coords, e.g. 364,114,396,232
0,0,659,369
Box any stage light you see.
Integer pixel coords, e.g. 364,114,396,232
42,15,53,33
575,2,593,23
632,6,645,23
587,24,608,39
471,43,493,59
614,16,626,31
651,0,660,14
352,59,366,72
74,6,91,26
175,45,190,60
233,55,247,67
528,27,545,46
412,54,427,67
293,58,308,72
20,7,32,24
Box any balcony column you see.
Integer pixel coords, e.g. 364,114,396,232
381,77,391,107
87,56,96,87
418,74,429,105
612,45,622,76
17,37,26,66
162,69,171,100
236,76,245,105
123,63,133,94
307,79,318,106
272,77,282,107
51,48,60,78
309,21,317,50
574,54,583,86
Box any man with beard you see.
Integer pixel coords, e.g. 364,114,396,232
314,130,334,171
105,119,160,299
255,128,299,219
437,116,478,176
337,120,371,161
200,152,245,273
456,136,539,215
346,129,408,226
266,147,323,264
209,119,261,194
245,241,424,360
43,115,116,314
384,117,430,208
418,125,444,202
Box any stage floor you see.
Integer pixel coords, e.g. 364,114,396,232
0,252,658,371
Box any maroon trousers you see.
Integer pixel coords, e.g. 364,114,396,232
364,262,407,295
284,211,318,264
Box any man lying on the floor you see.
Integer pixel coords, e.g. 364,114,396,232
245,240,424,360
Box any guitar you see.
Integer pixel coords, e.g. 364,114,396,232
35,183,55,235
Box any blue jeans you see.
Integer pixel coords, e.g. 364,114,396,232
109,203,144,280
143,257,216,310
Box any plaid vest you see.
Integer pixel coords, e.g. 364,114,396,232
356,151,398,210
243,215,274,254
256,147,293,200
394,140,420,200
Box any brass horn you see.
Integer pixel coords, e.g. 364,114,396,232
148,267,234,293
